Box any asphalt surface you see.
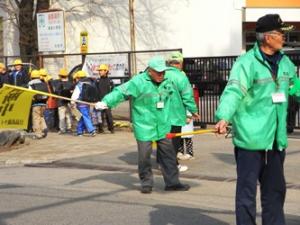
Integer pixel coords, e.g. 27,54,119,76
0,125,300,224
1,128,300,187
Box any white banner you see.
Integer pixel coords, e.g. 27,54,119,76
37,10,65,52
82,54,129,78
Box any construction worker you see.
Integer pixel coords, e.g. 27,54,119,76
95,64,115,133
40,68,59,131
0,63,9,88
28,70,48,139
55,68,73,134
71,70,96,137
8,59,30,87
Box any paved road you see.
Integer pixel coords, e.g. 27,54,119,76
0,128,300,224
0,166,300,225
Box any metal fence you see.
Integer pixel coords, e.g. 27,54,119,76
0,48,182,82
184,53,300,129
2,50,300,129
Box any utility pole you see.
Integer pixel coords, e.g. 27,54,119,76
129,0,137,75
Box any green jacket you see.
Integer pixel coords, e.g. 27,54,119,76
216,43,299,150
165,67,198,126
102,71,174,141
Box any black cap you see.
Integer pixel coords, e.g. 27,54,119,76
255,14,294,33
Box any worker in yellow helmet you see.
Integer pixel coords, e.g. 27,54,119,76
71,70,96,137
56,68,73,134
8,58,30,87
39,68,59,131
95,64,115,133
27,69,49,139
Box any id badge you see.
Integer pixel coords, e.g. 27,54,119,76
156,101,164,109
272,92,286,103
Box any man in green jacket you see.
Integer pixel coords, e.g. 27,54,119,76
215,14,300,225
166,52,199,171
95,56,190,194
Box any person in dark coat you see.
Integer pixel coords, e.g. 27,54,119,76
95,64,115,133
0,63,9,88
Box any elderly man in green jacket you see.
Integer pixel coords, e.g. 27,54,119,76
165,52,199,171
215,14,300,225
95,56,192,194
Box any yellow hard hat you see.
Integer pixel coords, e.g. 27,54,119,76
39,68,48,76
45,75,52,82
13,59,23,66
0,63,5,69
30,70,40,78
74,70,86,78
97,64,109,71
58,68,68,76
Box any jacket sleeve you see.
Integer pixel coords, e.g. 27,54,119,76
288,60,300,101
178,75,198,113
215,60,253,122
102,78,138,108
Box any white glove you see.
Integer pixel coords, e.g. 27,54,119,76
95,101,108,110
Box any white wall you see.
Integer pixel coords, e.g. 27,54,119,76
50,0,244,57
3,0,246,57
134,0,243,57
1,1,19,57
9,1,300,58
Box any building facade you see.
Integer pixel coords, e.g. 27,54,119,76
0,0,299,58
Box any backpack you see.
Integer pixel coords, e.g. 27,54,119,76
80,80,100,103
31,82,49,102
60,81,73,98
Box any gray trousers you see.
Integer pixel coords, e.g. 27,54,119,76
137,138,180,187
58,105,72,132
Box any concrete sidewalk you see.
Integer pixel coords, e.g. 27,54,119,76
0,128,300,188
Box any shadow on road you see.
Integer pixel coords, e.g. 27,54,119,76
150,204,300,225
212,153,235,165
150,204,231,225
118,151,160,169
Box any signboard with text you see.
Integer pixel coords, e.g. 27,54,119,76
82,54,129,82
37,10,65,52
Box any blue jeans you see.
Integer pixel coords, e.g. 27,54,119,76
77,106,95,134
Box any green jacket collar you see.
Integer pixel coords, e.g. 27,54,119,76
253,42,285,65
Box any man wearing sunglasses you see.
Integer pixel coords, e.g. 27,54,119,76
215,14,300,225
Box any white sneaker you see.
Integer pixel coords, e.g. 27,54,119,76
177,152,185,160
177,153,193,160
187,154,195,160
184,154,195,160
178,164,188,172
183,154,193,160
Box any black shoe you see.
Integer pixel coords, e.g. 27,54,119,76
58,130,66,135
42,129,48,138
165,183,190,191
109,129,115,134
287,126,294,134
66,129,73,134
98,124,104,133
141,186,152,194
